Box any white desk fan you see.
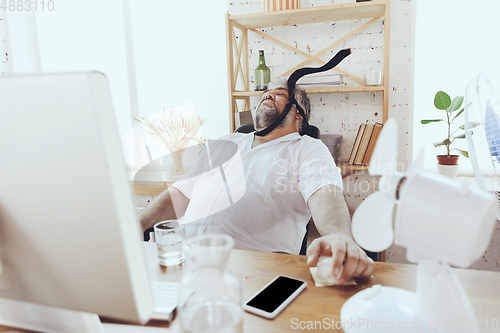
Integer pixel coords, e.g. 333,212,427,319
340,118,497,333
465,73,500,220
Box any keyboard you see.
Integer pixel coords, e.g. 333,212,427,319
150,281,180,321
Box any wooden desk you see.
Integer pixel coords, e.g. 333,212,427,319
142,243,500,332
2,243,500,332
132,181,171,197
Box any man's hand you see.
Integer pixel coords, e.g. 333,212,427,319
307,185,374,283
306,233,374,284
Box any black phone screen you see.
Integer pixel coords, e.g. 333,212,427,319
246,276,304,313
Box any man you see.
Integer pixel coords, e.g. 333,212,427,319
139,79,374,283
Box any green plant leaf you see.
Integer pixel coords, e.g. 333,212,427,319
451,108,464,122
434,139,451,147
421,119,444,124
453,133,466,139
434,91,451,110
453,148,469,158
447,96,464,113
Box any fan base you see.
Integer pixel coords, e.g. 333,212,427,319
340,286,433,333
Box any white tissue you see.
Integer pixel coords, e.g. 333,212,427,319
309,257,357,287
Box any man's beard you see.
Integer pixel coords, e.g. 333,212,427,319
254,100,292,131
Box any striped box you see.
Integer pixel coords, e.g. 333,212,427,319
262,0,300,12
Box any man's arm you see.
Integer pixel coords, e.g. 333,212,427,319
138,186,190,232
306,184,374,283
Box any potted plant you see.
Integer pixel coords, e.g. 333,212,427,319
421,91,469,178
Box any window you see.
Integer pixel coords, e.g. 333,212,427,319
32,0,228,179
412,0,500,174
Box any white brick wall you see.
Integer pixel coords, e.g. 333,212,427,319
0,11,9,76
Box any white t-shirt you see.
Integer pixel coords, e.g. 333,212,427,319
172,132,343,254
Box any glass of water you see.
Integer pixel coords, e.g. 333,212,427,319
154,220,185,266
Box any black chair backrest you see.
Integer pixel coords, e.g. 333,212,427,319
234,123,255,134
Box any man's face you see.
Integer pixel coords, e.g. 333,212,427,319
254,87,290,130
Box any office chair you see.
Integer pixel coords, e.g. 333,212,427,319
234,122,321,255
144,228,154,242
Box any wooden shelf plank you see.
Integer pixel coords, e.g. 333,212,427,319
233,86,384,97
230,1,386,29
303,86,384,93
339,164,369,171
233,91,265,97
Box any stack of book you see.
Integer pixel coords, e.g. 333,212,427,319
348,122,383,166
296,73,344,89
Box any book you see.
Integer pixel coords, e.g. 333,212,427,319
297,81,344,86
297,73,344,85
296,83,346,90
297,74,345,90
354,123,375,165
348,123,366,165
362,122,383,166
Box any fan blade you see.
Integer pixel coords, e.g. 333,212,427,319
352,192,395,252
406,148,425,179
369,118,398,176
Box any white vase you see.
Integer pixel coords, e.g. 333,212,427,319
437,164,459,179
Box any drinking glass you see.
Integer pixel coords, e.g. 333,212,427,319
154,220,185,266
364,69,383,86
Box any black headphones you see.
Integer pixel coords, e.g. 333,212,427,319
255,48,351,137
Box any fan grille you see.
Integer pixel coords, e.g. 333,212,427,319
465,74,500,220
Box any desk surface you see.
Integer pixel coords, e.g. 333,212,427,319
2,243,500,332
144,243,500,332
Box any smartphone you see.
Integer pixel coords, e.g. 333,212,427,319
243,275,307,319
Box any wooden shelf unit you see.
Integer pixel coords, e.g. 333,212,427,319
225,0,391,132
229,0,386,29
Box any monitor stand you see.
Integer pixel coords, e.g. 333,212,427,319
0,297,105,333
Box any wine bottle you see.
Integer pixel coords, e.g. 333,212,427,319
254,50,270,91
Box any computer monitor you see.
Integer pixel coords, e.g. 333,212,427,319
0,72,154,330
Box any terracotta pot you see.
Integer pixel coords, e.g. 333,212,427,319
436,155,459,166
